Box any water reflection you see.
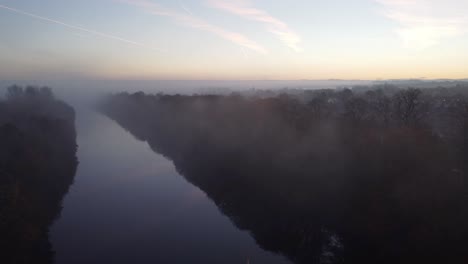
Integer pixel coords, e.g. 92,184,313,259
50,109,289,264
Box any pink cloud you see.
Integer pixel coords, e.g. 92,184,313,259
120,0,267,54
206,0,302,52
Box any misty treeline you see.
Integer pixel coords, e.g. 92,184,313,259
101,85,468,264
0,85,77,264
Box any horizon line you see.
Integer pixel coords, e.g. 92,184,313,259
1,78,468,83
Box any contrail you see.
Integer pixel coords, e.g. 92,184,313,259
0,4,165,52
240,46,248,59
179,2,193,16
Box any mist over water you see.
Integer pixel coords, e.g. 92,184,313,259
2,0,468,262
48,108,290,264
3,80,468,263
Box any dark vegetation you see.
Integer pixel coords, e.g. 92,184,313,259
0,86,77,264
101,84,468,264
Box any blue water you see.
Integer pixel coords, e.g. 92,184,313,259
50,109,289,264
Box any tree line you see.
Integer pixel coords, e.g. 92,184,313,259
101,85,468,264
0,85,77,264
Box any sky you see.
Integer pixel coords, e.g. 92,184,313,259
0,0,467,80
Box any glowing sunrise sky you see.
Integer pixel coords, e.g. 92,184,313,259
1,0,467,80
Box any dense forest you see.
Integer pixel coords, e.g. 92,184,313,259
101,84,468,264
0,86,77,264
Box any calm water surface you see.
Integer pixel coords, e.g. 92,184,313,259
50,109,290,264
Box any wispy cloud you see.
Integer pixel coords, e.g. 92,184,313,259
0,3,165,52
120,0,267,54
206,0,302,52
375,0,468,49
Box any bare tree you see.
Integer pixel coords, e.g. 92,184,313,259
392,88,423,126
